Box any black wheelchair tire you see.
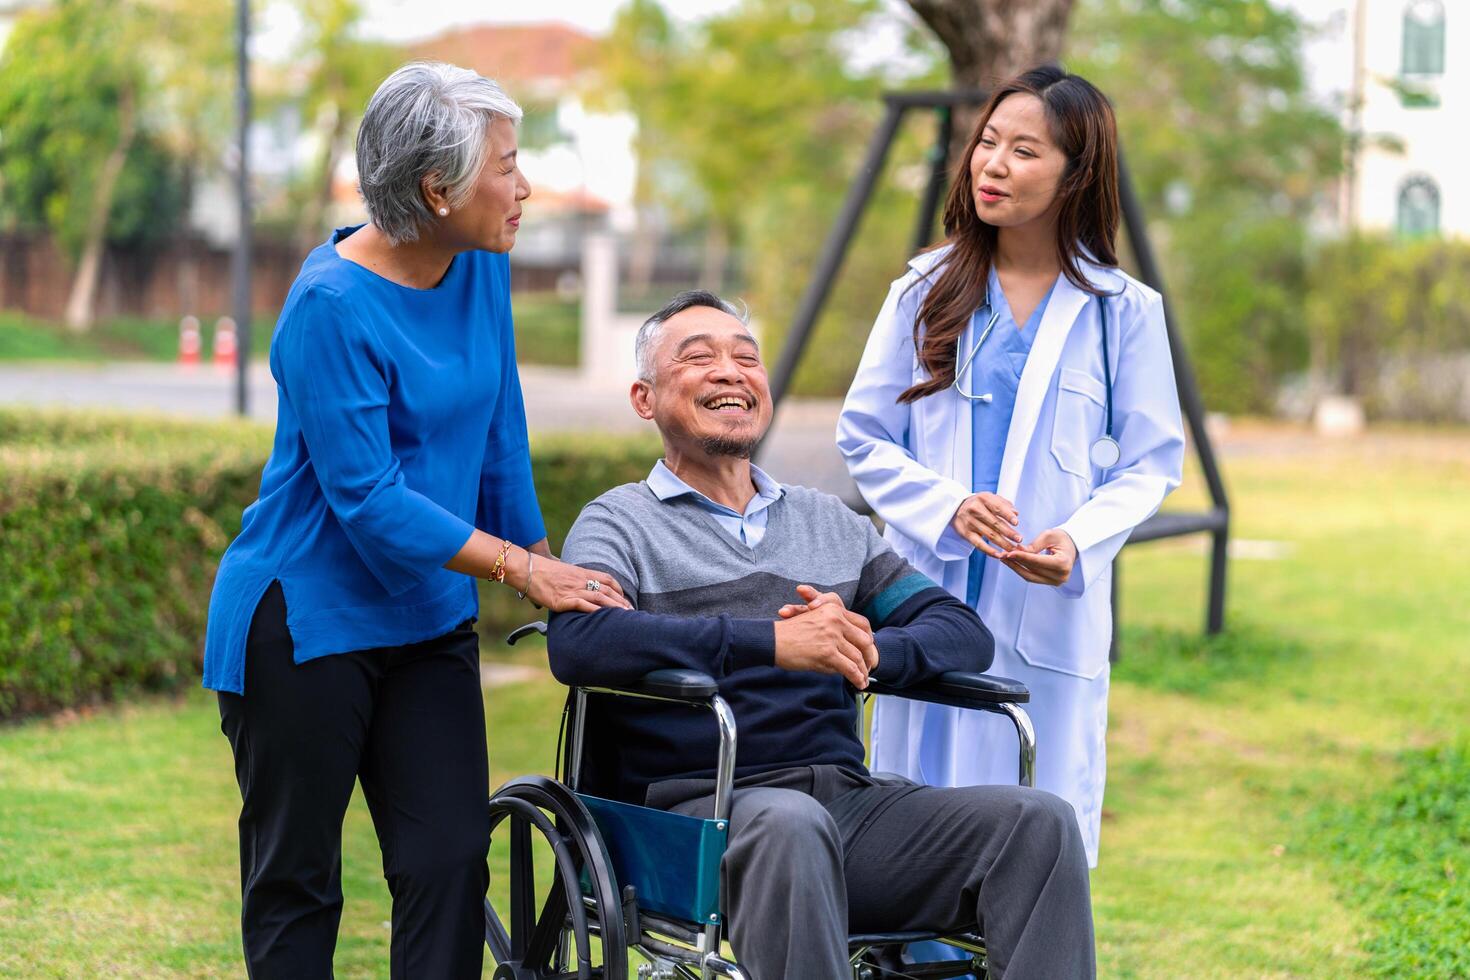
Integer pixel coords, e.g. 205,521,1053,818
485,776,628,980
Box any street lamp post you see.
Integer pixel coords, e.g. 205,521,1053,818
232,0,252,416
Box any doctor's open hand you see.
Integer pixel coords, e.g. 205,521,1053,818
773,585,878,689
952,492,1024,559
1002,528,1077,587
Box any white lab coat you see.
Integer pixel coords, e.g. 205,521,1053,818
837,245,1185,866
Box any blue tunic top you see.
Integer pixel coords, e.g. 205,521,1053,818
202,226,547,694
964,268,1055,606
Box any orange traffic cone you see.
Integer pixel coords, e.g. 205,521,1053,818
178,316,202,368
213,317,238,373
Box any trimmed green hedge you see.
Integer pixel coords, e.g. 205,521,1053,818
0,411,272,717
0,408,658,719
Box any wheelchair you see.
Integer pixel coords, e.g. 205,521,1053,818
485,621,1037,980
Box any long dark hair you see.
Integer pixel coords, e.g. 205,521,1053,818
898,65,1120,404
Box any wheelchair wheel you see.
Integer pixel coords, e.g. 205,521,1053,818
485,776,628,980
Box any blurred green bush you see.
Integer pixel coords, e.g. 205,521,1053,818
510,293,581,368
0,409,657,719
1306,235,1470,420
0,410,271,718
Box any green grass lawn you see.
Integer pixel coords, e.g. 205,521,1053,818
0,312,276,362
1,424,1467,977
0,293,579,368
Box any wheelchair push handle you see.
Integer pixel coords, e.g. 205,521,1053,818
506,620,548,645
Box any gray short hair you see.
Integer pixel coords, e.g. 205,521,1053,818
355,62,523,245
635,290,750,382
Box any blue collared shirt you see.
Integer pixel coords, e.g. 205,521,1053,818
646,459,785,547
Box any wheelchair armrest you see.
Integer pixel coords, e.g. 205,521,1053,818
617,669,720,701
507,621,718,703
868,671,1029,708
580,669,720,704
506,620,548,645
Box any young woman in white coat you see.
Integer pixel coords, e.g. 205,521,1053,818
837,66,1185,868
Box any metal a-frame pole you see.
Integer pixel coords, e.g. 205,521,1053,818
764,89,1230,647
1114,152,1230,636
766,100,904,408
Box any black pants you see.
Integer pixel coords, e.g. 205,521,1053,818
217,582,489,979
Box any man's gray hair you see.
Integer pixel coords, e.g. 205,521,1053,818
635,290,751,382
355,62,522,245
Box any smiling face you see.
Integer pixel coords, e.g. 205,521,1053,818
630,304,771,460
433,115,530,253
969,93,1068,229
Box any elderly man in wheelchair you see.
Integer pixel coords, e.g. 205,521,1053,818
484,290,1094,980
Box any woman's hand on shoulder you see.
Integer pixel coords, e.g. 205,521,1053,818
951,492,1024,558
526,555,633,613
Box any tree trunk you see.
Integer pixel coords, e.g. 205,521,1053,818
64,83,138,333
907,0,1077,155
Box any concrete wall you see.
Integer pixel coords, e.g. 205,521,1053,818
579,232,646,391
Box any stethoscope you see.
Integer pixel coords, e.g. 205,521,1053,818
953,289,1121,470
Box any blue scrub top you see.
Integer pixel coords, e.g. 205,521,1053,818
964,268,1055,606
202,226,547,694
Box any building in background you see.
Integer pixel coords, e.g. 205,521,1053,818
1338,0,1461,236
215,21,640,281
395,23,638,274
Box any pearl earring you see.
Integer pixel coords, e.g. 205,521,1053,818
438,207,449,217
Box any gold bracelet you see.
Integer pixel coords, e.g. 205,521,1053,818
490,538,513,584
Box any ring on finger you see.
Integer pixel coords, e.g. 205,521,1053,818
585,579,601,592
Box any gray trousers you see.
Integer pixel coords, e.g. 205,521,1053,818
648,765,1094,980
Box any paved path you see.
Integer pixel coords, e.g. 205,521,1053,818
0,361,862,502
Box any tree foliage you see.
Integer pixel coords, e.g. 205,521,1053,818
0,0,182,253
0,0,234,329
603,0,892,240
1066,0,1346,412
1306,234,1470,418
287,0,399,247
599,0,947,393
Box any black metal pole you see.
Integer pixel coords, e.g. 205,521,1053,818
909,106,952,258
1116,151,1229,633
232,0,252,417
766,101,904,410
1207,522,1228,634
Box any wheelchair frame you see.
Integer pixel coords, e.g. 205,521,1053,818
486,621,1037,980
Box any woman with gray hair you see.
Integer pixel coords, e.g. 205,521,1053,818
203,62,630,978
